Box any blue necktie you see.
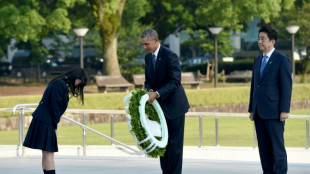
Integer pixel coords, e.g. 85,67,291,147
260,55,268,77
152,53,156,70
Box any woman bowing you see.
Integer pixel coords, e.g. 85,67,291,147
23,68,88,174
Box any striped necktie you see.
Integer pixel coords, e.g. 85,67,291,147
260,54,268,76
152,53,156,70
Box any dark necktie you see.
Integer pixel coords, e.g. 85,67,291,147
152,53,156,70
260,54,268,76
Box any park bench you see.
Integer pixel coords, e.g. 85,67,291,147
95,75,133,93
132,74,145,89
225,70,252,82
132,72,202,89
181,72,203,89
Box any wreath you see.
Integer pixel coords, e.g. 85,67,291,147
123,89,167,158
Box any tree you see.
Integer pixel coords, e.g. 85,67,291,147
87,0,126,75
71,0,129,76
192,0,296,57
69,0,150,77
1,0,130,78
140,0,296,59
0,0,83,80
270,0,310,80
140,0,198,42
117,0,149,79
1,0,300,80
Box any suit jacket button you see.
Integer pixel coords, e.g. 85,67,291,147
257,85,260,87
41,102,44,104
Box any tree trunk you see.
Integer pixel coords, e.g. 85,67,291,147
103,36,121,75
94,0,126,75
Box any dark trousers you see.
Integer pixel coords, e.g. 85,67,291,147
160,114,185,174
254,111,287,174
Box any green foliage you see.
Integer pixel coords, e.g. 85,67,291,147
45,8,71,33
181,28,235,58
295,60,310,74
184,59,308,75
1,0,303,79
272,0,310,48
140,0,293,59
140,0,198,40
28,44,46,66
195,0,241,29
118,0,148,79
0,4,45,42
127,89,165,158
67,0,93,28
0,0,87,79
91,0,125,46
192,0,291,56
57,0,86,8
0,0,80,42
270,0,310,76
0,115,308,147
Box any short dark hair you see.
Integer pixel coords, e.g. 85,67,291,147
259,26,277,42
50,67,88,104
141,28,158,40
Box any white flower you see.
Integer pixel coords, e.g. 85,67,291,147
123,92,133,111
123,89,166,157
125,114,132,130
145,114,161,137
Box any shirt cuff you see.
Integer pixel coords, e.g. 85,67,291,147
155,91,160,98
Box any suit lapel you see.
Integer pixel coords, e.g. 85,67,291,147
255,55,263,82
259,50,280,82
153,46,164,81
147,53,156,85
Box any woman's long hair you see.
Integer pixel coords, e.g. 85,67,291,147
49,67,88,104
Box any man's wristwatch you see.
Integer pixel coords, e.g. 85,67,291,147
155,91,160,98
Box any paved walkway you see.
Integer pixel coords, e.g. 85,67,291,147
1,145,310,174
1,156,310,174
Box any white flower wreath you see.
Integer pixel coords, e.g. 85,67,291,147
123,89,168,158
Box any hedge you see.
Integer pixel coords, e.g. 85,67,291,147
183,59,307,75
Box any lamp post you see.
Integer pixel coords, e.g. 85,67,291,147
208,27,222,88
74,27,89,68
286,25,299,82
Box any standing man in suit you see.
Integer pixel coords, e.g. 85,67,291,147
141,28,190,174
248,26,292,174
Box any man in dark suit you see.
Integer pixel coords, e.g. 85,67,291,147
141,28,190,174
248,26,292,174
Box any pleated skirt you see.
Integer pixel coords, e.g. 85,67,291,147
23,118,58,152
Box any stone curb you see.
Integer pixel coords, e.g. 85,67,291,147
1,145,309,164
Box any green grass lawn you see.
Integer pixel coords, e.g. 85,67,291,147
1,116,308,148
291,109,310,115
1,84,310,112
0,84,309,146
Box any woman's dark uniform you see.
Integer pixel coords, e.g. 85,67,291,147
23,80,69,152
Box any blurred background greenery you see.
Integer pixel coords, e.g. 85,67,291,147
0,0,309,83
1,0,310,148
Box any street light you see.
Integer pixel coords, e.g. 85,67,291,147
208,27,222,88
74,27,89,68
286,25,299,82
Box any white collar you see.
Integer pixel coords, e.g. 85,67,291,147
264,48,275,58
153,43,161,57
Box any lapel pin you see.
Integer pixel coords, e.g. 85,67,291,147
269,62,272,64
158,58,161,61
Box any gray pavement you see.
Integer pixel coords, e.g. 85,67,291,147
1,156,310,174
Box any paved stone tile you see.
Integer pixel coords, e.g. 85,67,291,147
0,156,309,174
